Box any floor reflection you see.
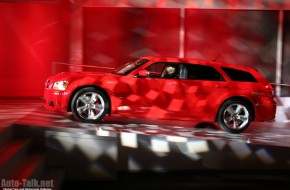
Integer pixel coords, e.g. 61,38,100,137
1,99,290,148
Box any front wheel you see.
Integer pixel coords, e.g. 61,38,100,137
71,87,109,123
217,100,253,133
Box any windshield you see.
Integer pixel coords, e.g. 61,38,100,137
112,59,149,75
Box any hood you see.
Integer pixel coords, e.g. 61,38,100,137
48,71,114,81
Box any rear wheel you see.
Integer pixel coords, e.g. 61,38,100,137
71,87,109,123
217,99,253,133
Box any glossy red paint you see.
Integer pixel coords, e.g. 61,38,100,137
44,56,276,133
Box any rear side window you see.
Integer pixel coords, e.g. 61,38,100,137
221,67,257,82
186,64,224,81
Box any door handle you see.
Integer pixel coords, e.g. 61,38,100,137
168,82,177,85
215,85,229,88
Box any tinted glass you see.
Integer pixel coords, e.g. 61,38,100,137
161,64,180,79
222,67,257,82
186,64,224,81
113,59,149,75
145,62,166,78
145,62,180,79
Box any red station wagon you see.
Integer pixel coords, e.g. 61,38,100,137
44,56,276,133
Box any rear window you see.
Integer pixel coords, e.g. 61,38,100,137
221,67,257,82
186,64,224,81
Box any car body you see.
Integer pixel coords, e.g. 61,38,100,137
44,56,276,133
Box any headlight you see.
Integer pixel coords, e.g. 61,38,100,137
53,80,69,91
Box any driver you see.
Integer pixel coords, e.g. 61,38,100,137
166,66,176,75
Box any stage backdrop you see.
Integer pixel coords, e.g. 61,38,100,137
0,1,289,97
83,8,278,84
83,7,181,70
0,2,69,97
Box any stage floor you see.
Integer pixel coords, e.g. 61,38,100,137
1,99,290,148
1,99,290,189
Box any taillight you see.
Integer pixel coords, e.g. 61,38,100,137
265,84,275,96
265,84,271,89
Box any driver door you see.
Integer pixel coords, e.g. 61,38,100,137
122,62,184,119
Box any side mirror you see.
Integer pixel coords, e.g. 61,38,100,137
138,69,149,77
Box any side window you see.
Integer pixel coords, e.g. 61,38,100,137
144,62,180,79
221,67,257,82
161,64,180,79
186,64,224,81
144,62,166,78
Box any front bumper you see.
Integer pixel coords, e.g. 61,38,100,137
44,89,69,111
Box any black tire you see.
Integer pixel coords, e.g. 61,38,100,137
217,99,253,133
71,87,109,123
